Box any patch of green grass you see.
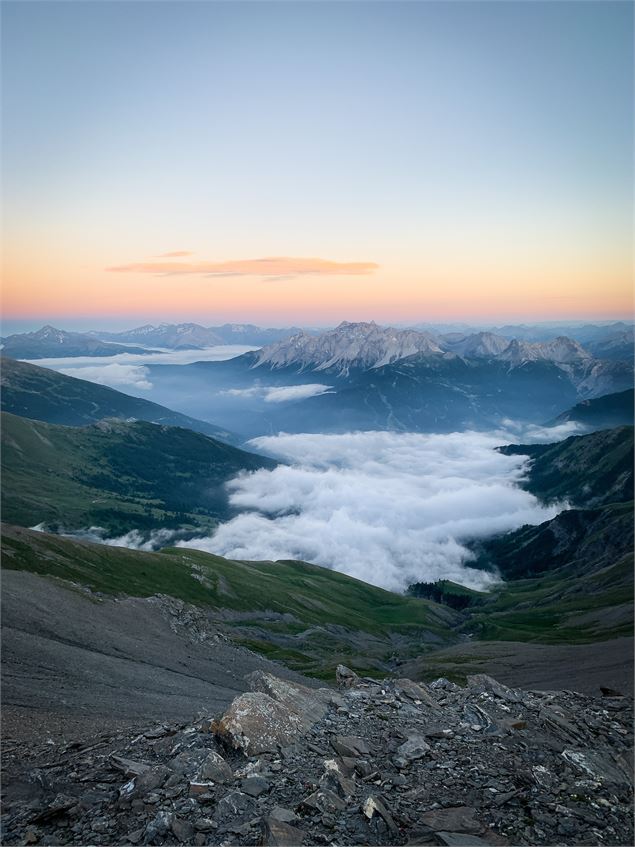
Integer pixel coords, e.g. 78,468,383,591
465,554,634,643
1,523,459,679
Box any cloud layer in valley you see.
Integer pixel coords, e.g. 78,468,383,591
177,430,566,592
106,256,379,279
25,345,258,391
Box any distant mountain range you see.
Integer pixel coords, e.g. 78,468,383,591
2,319,632,361
0,322,309,358
255,321,443,374
92,322,309,349
0,325,160,359
255,321,598,373
0,357,235,443
126,321,633,438
2,321,632,440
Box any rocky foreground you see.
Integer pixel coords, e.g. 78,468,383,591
1,668,632,847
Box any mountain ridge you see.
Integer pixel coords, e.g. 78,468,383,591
1,411,274,534
0,357,236,442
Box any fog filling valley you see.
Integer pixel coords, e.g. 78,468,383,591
175,430,567,592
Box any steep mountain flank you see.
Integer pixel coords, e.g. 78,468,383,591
0,357,234,442
499,426,634,508
1,413,273,533
550,389,634,430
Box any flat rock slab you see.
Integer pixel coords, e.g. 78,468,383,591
420,807,483,835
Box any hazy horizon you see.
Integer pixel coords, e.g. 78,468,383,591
2,315,634,338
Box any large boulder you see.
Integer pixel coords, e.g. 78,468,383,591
212,673,332,755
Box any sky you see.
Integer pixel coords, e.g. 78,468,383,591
2,0,633,330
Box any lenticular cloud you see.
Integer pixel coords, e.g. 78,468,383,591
177,430,566,592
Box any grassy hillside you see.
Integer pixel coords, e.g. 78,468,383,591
410,426,634,648
466,503,633,643
0,357,235,442
1,412,273,534
500,425,634,507
0,523,459,679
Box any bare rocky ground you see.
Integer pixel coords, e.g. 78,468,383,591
401,638,635,697
1,666,633,847
1,570,318,741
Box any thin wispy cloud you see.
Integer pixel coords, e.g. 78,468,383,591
154,250,193,258
220,384,333,403
106,256,379,279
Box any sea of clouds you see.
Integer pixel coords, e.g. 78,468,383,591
24,345,259,391
174,429,569,592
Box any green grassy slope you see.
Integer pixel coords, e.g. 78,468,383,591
0,523,459,679
1,412,274,534
466,530,633,644
464,426,634,643
0,357,235,442
499,425,634,507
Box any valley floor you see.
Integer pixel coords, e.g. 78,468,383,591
401,637,634,697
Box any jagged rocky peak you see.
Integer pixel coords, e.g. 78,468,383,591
255,321,443,374
440,331,511,358
497,335,592,365
5,667,632,845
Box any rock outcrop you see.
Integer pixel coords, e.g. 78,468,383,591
1,670,632,846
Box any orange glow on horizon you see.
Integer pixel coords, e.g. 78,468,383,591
3,242,633,325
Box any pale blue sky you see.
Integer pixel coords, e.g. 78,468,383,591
2,1,633,329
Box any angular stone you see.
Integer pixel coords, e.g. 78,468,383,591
189,781,214,795
466,675,520,704
213,673,332,755
419,807,483,835
297,788,346,815
394,678,439,709
561,749,631,785
168,748,209,776
214,791,259,827
246,671,331,725
363,795,399,834
397,734,431,762
170,817,194,843
336,665,359,688
241,776,271,797
131,765,169,798
600,686,623,697
331,736,370,758
144,810,173,842
110,756,151,777
263,816,305,846
213,692,305,754
198,751,233,784
269,807,298,824
320,759,356,798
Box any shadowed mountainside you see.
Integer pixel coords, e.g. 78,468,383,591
0,357,235,442
1,412,274,534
